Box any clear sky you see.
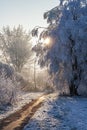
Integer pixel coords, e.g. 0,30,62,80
0,0,59,30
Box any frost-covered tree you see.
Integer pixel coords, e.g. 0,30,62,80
0,25,32,72
32,0,87,95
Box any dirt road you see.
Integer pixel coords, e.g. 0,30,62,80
0,95,45,130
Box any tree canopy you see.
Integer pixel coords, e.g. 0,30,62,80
32,0,87,95
0,25,32,72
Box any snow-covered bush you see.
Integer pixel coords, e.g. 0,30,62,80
0,63,18,109
32,0,87,96
0,62,14,79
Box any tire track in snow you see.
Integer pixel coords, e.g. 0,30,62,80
0,95,46,130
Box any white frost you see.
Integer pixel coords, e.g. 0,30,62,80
0,92,43,120
24,93,87,130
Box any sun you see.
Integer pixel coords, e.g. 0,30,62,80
44,37,51,45
43,37,53,48
32,36,53,48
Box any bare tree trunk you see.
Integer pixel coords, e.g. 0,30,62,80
69,35,78,96
34,58,36,89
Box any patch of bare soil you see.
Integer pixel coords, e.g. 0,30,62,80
0,95,45,130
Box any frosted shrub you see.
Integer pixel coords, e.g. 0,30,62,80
0,71,17,108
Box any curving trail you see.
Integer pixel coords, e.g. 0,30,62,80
0,95,45,130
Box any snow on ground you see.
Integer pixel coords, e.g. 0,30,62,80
0,92,43,120
24,93,87,130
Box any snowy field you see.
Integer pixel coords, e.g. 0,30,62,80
24,93,87,130
0,92,43,120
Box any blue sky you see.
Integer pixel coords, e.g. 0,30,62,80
0,0,59,30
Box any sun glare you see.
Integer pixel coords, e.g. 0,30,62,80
43,37,53,48
44,37,51,45
32,37,53,48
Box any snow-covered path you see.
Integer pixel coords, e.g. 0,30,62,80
24,93,87,130
0,92,43,120
0,95,45,130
